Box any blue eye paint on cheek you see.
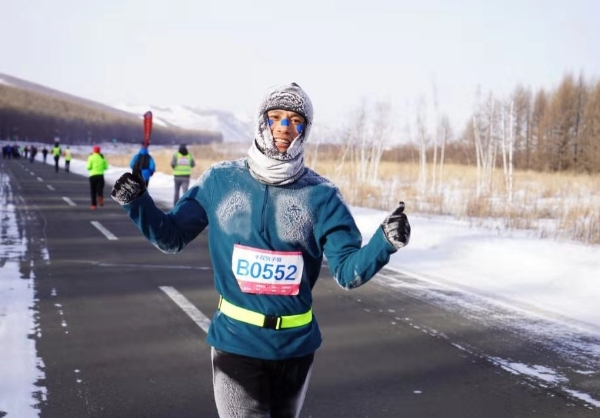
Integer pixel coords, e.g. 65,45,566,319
297,124,304,133
281,119,290,127
268,119,274,127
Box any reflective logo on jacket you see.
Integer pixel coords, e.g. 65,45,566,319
173,152,193,176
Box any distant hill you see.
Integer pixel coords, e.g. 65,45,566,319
0,73,222,146
0,73,138,120
0,73,338,146
114,103,254,143
114,103,340,144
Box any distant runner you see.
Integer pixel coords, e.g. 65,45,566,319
87,145,109,210
130,146,156,187
171,143,196,206
63,146,72,172
51,142,61,173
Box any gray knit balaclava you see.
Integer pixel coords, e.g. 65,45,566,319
247,82,314,185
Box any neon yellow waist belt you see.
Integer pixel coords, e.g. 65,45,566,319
218,296,312,330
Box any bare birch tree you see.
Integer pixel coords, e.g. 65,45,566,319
367,101,392,182
335,101,367,177
430,82,440,194
415,96,429,194
437,115,452,189
336,99,393,204
472,92,499,197
501,100,515,204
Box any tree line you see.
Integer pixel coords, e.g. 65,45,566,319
396,73,600,175
0,84,222,145
335,73,600,174
319,72,600,206
462,73,600,174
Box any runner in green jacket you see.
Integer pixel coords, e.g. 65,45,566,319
87,145,108,210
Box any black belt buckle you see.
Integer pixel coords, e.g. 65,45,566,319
263,315,281,330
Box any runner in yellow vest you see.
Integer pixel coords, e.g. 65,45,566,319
170,144,195,206
63,146,72,173
51,142,61,173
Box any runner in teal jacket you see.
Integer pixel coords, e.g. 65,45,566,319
112,82,411,417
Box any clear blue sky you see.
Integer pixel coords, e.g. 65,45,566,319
1,0,599,130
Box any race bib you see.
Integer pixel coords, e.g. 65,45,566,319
232,244,304,295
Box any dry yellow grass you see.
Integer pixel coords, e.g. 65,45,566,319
307,153,600,244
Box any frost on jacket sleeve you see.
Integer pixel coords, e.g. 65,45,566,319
122,176,210,253
319,187,397,290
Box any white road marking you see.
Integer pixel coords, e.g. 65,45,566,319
90,221,118,240
47,185,55,191
159,286,211,333
62,197,77,206
37,177,44,182
97,262,212,270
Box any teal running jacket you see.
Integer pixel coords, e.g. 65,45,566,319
122,159,398,360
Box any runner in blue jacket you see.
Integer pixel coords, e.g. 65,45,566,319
111,82,411,418
129,146,156,186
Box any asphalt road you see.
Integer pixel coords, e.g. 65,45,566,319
2,156,599,418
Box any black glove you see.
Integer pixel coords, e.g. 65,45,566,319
111,172,146,205
381,201,411,249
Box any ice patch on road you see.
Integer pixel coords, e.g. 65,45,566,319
0,172,47,417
